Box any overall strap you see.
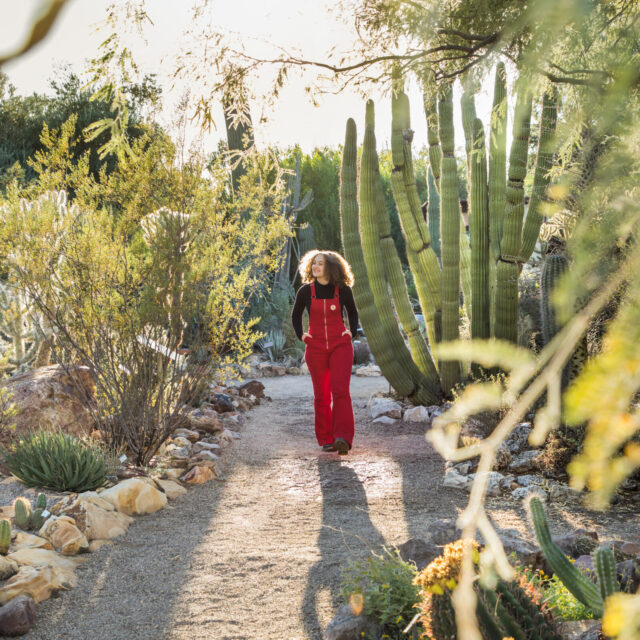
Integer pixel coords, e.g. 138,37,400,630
310,282,316,299
334,285,339,299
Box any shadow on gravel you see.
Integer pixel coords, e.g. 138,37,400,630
302,457,386,640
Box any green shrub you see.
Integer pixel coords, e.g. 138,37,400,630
516,563,595,622
340,546,421,637
1,430,108,492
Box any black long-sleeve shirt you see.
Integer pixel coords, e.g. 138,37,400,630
291,281,359,340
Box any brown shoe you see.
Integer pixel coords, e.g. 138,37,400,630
334,438,349,455
322,443,337,452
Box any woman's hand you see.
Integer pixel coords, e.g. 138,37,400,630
341,330,352,339
302,332,312,343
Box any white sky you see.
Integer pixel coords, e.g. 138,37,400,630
1,0,498,155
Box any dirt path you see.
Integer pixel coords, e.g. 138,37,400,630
28,374,640,640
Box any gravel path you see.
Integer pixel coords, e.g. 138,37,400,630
23,374,640,640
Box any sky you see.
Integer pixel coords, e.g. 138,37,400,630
1,0,497,155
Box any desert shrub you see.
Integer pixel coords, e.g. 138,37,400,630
340,546,422,638
1,430,108,492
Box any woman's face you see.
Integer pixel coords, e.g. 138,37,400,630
311,254,326,279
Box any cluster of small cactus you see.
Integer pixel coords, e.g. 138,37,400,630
0,519,11,555
1,430,108,493
13,493,47,531
414,539,560,639
528,495,619,617
340,64,559,399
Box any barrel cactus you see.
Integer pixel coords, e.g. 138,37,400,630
0,520,10,555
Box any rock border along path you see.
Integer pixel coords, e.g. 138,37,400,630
27,375,640,640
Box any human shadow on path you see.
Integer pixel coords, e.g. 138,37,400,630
302,457,386,640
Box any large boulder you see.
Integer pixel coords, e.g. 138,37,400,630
0,594,36,636
99,478,167,516
0,566,76,605
7,549,83,575
38,516,88,556
50,492,133,540
0,365,96,436
368,398,402,420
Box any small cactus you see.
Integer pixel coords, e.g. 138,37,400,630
36,493,47,510
30,508,46,531
0,519,11,555
13,497,31,530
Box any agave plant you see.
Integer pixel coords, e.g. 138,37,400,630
1,430,108,492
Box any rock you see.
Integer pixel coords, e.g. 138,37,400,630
371,416,399,426
7,548,83,573
323,604,380,640
115,465,147,480
453,462,472,476
0,557,18,581
428,519,460,546
286,367,303,375
154,479,187,500
467,471,504,497
163,468,184,481
171,436,192,448
11,533,53,552
508,450,542,474
238,380,265,398
0,594,36,636
459,414,497,446
557,620,601,640
548,482,582,501
368,398,402,420
617,557,640,593
574,555,595,574
550,530,598,559
173,428,200,442
354,364,381,377
612,540,640,558
398,538,440,571
98,479,168,516
192,441,221,454
38,516,88,556
493,443,512,472
165,445,191,459
443,470,472,491
88,539,113,552
498,530,542,568
505,422,534,454
208,393,235,413
182,465,216,484
190,451,219,463
516,474,545,487
217,428,237,446
0,365,96,436
0,566,77,605
300,361,310,375
403,406,432,423
256,363,286,377
186,408,223,434
512,487,535,500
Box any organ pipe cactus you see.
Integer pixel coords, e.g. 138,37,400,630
438,83,461,392
427,166,441,261
0,520,10,555
541,254,568,345
339,114,439,404
528,495,619,617
469,118,490,374
488,63,508,334
494,85,533,344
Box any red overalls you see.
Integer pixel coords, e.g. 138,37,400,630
303,282,355,449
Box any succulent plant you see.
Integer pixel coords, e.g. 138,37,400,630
12,497,31,530
0,519,10,555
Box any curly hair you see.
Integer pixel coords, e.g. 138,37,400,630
298,250,355,287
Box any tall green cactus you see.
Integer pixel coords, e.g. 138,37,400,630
541,254,568,345
488,63,508,336
0,520,10,555
340,112,439,404
438,83,461,392
594,545,619,601
519,87,559,263
470,118,490,351
427,166,441,262
528,496,606,616
494,85,533,344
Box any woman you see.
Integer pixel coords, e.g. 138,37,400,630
291,250,359,455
